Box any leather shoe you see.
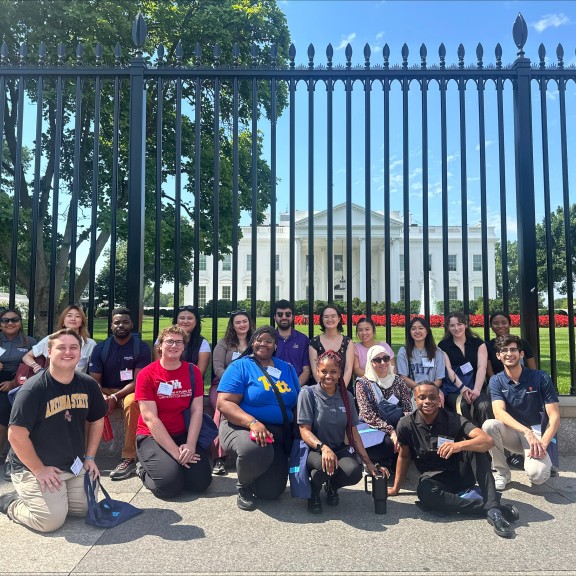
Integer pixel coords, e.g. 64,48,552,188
500,503,520,523
307,493,322,514
487,509,513,538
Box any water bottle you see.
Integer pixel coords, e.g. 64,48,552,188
364,469,388,514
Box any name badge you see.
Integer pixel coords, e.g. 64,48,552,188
267,366,282,379
388,394,400,405
232,351,241,361
437,436,454,447
422,358,435,368
460,362,473,374
0,347,5,358
70,456,83,476
158,382,174,396
120,369,133,382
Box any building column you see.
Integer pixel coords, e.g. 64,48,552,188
392,238,400,301
380,245,386,302
295,238,301,300
359,239,366,301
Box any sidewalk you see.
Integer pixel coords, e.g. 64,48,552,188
1,456,575,576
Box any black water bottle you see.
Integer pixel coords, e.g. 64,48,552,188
364,470,388,514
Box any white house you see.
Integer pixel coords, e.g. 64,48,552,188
184,203,497,308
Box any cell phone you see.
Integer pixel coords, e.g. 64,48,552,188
249,430,273,443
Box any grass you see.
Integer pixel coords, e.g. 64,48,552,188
91,318,573,395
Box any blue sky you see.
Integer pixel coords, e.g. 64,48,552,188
258,0,576,240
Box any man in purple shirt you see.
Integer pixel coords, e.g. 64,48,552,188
273,300,310,386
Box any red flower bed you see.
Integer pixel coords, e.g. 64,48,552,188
293,313,570,328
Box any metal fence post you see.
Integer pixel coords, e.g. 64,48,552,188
126,14,147,331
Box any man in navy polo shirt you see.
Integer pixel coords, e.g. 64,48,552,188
89,307,151,480
483,334,560,491
273,300,310,386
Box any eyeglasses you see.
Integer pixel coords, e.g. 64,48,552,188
371,356,391,364
276,311,292,318
255,338,275,345
499,347,519,354
0,317,21,324
322,315,338,320
163,339,185,347
231,309,247,316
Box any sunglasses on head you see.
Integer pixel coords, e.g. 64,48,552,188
371,356,391,364
231,309,247,316
1,317,21,324
178,305,197,313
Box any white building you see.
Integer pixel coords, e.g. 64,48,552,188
184,203,497,308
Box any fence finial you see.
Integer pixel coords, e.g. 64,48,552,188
438,43,446,69
132,12,148,58
326,43,334,69
556,43,564,69
512,13,528,58
420,43,427,69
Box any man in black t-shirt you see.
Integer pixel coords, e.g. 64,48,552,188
0,329,107,533
388,382,519,538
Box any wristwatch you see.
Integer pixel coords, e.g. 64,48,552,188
316,442,325,452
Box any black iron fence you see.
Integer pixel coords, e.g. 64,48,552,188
1,13,575,393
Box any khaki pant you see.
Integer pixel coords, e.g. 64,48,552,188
8,469,91,533
102,389,139,460
482,418,552,485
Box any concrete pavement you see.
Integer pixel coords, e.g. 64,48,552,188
0,455,575,576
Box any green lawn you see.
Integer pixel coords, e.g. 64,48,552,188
91,318,573,395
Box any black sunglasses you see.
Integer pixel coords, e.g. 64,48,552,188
178,305,198,312
371,356,391,364
276,311,293,317
0,317,21,324
230,309,247,316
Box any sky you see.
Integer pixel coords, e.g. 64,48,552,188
254,0,576,241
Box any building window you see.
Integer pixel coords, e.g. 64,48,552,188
199,254,207,272
449,286,458,301
222,254,231,271
473,286,483,300
246,254,252,272
473,254,482,272
222,286,231,301
246,286,251,300
275,254,280,272
275,285,280,301
334,294,344,301
399,255,404,273
198,286,206,308
428,254,432,272
448,254,457,272
334,255,343,272
400,285,405,301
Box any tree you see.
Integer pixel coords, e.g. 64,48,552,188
0,0,290,334
494,240,519,304
535,204,576,295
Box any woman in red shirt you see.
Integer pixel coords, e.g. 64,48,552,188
135,326,212,499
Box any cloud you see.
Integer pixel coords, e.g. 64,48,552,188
475,140,494,152
532,13,569,34
376,31,384,40
546,90,558,101
336,33,356,50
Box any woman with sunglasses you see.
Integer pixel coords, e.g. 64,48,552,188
0,308,37,480
153,306,211,378
355,345,412,471
353,317,395,378
210,310,255,475
22,305,96,374
217,326,300,511
134,325,212,499
309,304,354,389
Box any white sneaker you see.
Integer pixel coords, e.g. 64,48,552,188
494,474,510,491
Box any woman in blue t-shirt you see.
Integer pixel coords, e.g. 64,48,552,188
217,325,300,511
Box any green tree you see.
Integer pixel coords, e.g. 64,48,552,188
494,240,519,301
535,204,576,295
0,0,290,334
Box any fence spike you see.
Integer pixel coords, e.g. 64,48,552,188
251,43,258,66
270,44,278,66
383,43,390,69
76,42,83,65
289,43,296,69
194,42,202,65
18,42,27,66
420,43,427,69
38,42,47,66
57,42,65,66
439,43,446,69
458,43,465,68
114,42,122,67
538,43,546,69
495,43,502,69
132,12,148,57
157,43,165,66
401,43,408,69
308,43,315,69
557,43,564,69
214,44,221,66
175,40,183,66
95,42,102,66
326,43,334,69
0,42,8,65
345,43,352,68
476,42,483,69
364,42,371,69
232,43,240,66
512,13,528,58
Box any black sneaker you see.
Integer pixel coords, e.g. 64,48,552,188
212,459,226,476
487,508,513,538
0,491,17,515
307,493,322,514
325,483,339,506
3,460,11,482
237,485,257,511
135,462,145,481
550,467,559,477
110,458,137,481
506,453,525,470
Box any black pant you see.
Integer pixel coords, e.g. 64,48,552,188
136,433,212,500
444,391,493,427
366,434,397,471
416,451,499,516
219,418,289,500
307,445,363,492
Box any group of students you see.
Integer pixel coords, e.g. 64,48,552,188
0,301,560,539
